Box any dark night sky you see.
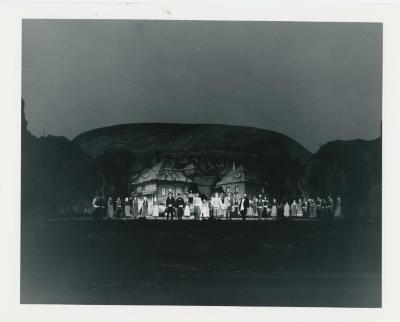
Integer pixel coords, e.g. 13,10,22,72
22,20,382,152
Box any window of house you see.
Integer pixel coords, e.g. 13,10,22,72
226,187,230,193
235,186,239,192
261,187,265,193
161,188,166,196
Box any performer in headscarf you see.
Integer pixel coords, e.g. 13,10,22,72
141,196,149,218
297,198,303,217
152,197,159,218
201,198,210,220
193,192,202,220
124,197,131,218
184,194,191,218
271,198,277,217
284,201,290,218
107,197,114,219
291,200,298,218
334,196,342,218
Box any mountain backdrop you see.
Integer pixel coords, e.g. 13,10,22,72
21,102,381,220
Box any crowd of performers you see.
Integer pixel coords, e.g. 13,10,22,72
92,191,342,220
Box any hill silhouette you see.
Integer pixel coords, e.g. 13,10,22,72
73,123,312,198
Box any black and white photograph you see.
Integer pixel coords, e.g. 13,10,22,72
19,18,383,308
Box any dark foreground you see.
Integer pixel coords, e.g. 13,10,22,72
20,218,381,307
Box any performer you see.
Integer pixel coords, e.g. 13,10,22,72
302,199,308,217
334,196,342,218
152,197,159,217
291,200,298,218
308,199,315,218
184,195,191,219
239,193,250,220
166,192,175,220
124,197,131,217
193,192,202,220
233,195,239,218
175,193,185,220
188,191,194,216
328,196,334,219
132,196,139,219
297,198,303,217
257,194,263,220
107,197,114,219
138,196,143,217
262,196,268,217
271,198,277,217
201,198,210,220
211,192,222,219
115,197,123,218
225,193,233,220
142,196,149,218
92,194,101,219
316,197,322,219
284,201,290,218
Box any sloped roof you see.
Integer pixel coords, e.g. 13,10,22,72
193,175,217,186
132,160,192,185
216,165,267,186
183,163,196,171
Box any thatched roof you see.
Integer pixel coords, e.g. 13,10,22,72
132,160,192,185
216,165,267,186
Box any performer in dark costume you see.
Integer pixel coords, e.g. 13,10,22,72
176,193,185,220
257,194,263,220
166,192,175,220
239,193,250,221
92,195,101,219
316,197,322,219
115,197,123,219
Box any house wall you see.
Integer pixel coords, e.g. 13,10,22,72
220,182,246,197
245,182,267,198
155,182,190,204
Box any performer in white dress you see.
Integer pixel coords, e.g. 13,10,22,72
297,198,303,217
124,197,131,217
201,199,210,219
211,193,222,219
193,193,202,220
152,197,159,217
184,196,191,218
291,200,298,217
334,197,342,218
284,201,290,217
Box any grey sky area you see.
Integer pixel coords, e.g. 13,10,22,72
22,20,382,152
